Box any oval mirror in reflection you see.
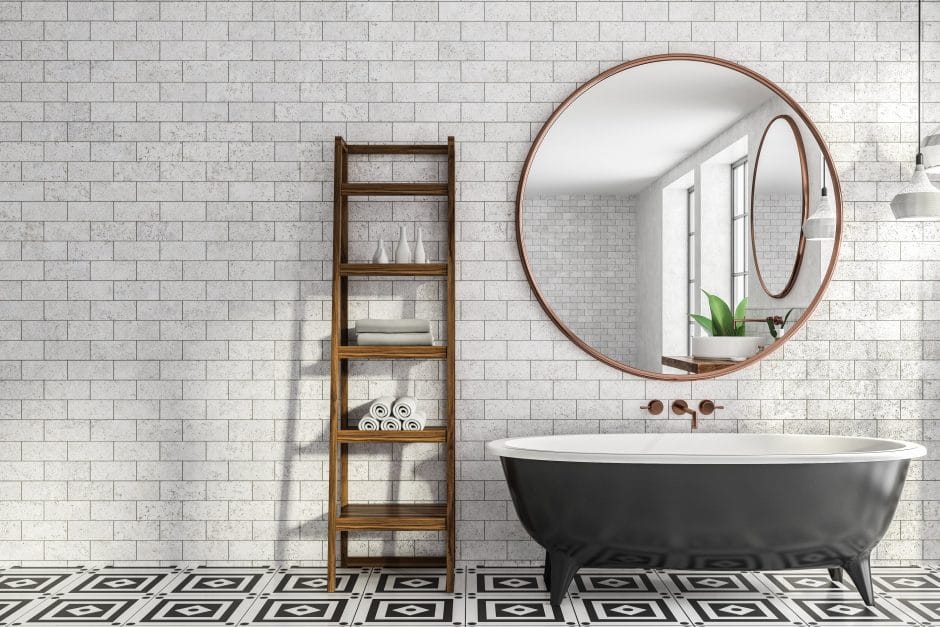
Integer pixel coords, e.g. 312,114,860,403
751,116,808,298
517,55,841,379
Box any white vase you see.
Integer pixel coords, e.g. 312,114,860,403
372,238,388,263
414,227,427,263
690,336,761,361
395,225,411,263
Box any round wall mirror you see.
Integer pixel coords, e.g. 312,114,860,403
750,115,809,298
517,54,841,380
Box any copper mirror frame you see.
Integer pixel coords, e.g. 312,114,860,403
749,114,810,299
515,53,843,380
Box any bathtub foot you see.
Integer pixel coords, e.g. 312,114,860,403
845,554,874,606
828,567,843,583
546,550,579,606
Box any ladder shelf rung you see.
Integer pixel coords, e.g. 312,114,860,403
339,263,448,277
337,503,447,531
340,182,448,196
337,345,446,360
346,144,449,155
336,427,447,443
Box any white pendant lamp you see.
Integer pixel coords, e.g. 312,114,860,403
890,0,940,220
803,163,835,240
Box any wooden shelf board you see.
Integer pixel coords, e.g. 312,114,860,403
340,263,448,277
661,355,740,374
337,503,447,531
340,182,448,196
337,427,446,443
343,555,446,567
338,345,446,360
346,144,448,155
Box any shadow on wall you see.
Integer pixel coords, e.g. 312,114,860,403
274,322,420,562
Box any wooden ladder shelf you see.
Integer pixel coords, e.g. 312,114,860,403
328,137,456,591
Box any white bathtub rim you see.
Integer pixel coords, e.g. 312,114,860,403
486,433,927,464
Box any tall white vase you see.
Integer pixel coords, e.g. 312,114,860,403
372,238,388,263
414,227,427,263
395,226,411,263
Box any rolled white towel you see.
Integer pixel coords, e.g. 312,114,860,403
369,395,395,419
392,396,417,419
358,416,380,431
380,416,402,431
402,411,427,431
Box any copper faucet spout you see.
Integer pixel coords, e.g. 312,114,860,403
671,400,699,430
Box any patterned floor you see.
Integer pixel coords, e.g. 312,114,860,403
0,565,938,626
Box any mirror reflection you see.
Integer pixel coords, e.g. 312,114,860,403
751,116,808,298
520,58,839,378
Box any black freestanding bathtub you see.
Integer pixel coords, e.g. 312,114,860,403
487,433,925,606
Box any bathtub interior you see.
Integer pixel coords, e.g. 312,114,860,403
488,433,926,464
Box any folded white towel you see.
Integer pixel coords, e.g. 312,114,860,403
380,417,402,431
356,319,431,334
354,332,433,346
358,416,380,431
393,396,417,419
369,395,395,419
402,411,427,431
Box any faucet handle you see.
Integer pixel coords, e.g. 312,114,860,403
671,399,689,414
698,399,724,415
641,400,664,415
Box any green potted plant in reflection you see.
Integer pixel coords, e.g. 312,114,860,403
688,290,761,361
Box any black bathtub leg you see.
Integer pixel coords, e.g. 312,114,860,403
828,567,843,583
546,550,579,606
844,553,874,606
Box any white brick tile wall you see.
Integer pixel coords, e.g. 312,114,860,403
0,0,935,567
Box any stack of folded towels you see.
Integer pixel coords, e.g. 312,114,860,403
358,395,428,431
352,319,432,346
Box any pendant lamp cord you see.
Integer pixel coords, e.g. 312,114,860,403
917,0,923,163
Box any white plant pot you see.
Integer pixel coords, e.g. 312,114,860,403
691,336,761,361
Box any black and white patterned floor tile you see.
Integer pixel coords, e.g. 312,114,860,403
674,596,802,626
365,568,462,595
468,568,547,595
465,596,573,625
67,569,175,596
872,568,940,594
240,596,356,625
661,571,762,595
265,567,369,596
574,571,666,595
786,596,913,626
0,569,82,596
569,595,687,626
170,567,271,596
761,571,855,595
354,596,463,625
18,598,142,625
127,597,249,625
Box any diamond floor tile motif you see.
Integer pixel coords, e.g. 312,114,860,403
24,598,139,624
570,595,687,625
354,596,461,624
467,596,574,625
242,597,354,625
134,597,246,624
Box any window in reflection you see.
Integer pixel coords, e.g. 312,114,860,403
731,158,749,307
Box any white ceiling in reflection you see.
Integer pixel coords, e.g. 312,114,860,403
525,61,774,195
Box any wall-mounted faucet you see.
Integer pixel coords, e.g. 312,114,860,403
671,400,698,429
671,399,724,429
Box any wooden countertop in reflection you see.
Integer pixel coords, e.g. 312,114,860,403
661,356,741,374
